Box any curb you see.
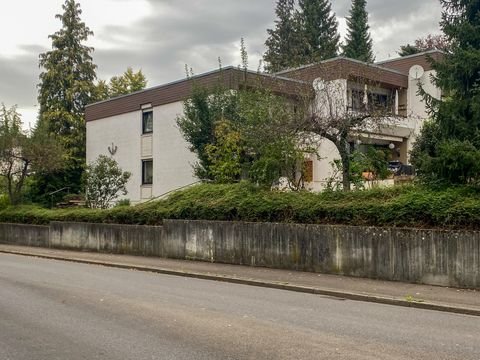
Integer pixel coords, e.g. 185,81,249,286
1,249,479,317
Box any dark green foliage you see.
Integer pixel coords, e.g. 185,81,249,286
34,0,97,199
342,0,374,62
398,44,421,57
176,84,239,180
264,0,304,72
264,0,340,71
412,1,480,184
297,0,340,62
2,183,480,229
177,81,310,188
0,105,64,205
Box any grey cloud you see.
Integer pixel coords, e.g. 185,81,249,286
333,0,440,21
0,48,43,108
93,0,442,85
95,0,278,84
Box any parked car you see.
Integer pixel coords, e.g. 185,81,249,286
388,161,415,176
388,160,402,173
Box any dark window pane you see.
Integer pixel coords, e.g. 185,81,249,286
142,111,153,134
142,160,153,185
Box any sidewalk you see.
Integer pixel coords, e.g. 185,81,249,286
0,244,478,316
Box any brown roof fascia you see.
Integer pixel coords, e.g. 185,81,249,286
375,50,445,74
278,58,408,89
85,68,237,122
85,68,311,122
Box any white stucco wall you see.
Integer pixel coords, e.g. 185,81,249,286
151,102,198,198
405,69,441,159
86,101,198,204
305,138,342,192
86,111,143,203
407,69,440,121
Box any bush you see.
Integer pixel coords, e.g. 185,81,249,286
115,199,131,207
0,194,10,210
1,183,480,229
83,155,131,209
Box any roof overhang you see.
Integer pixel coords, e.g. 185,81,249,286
85,68,312,122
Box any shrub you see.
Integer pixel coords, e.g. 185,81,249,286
83,155,131,209
115,199,131,207
0,183,480,229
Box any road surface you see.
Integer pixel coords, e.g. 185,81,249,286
0,253,478,359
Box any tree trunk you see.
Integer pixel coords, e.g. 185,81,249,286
338,136,351,192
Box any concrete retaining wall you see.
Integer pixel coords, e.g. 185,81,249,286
0,220,478,288
168,221,479,288
0,223,49,247
49,222,168,257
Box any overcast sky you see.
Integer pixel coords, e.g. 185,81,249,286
0,0,443,127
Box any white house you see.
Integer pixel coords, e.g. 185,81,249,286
85,51,443,203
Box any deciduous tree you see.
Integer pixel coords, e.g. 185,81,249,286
398,34,450,56
300,76,396,191
0,105,64,205
95,67,147,100
177,78,313,189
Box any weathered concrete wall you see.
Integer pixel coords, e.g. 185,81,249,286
49,222,171,257
0,223,49,247
0,220,478,288
164,220,480,289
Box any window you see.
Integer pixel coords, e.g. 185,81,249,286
142,110,153,134
142,160,153,185
351,89,366,112
369,93,390,112
350,90,392,113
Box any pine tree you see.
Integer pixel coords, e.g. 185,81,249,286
398,44,421,57
434,0,480,139
264,0,303,72
342,0,374,62
34,0,97,202
297,0,340,63
412,0,480,184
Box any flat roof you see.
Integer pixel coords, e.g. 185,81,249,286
86,51,444,122
85,67,311,122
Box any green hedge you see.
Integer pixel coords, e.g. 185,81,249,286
1,183,480,228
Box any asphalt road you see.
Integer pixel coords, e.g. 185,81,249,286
0,253,478,360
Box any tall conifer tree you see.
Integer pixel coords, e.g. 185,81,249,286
297,0,340,62
433,0,480,140
412,0,480,184
342,0,374,62
264,0,303,72
34,0,97,201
